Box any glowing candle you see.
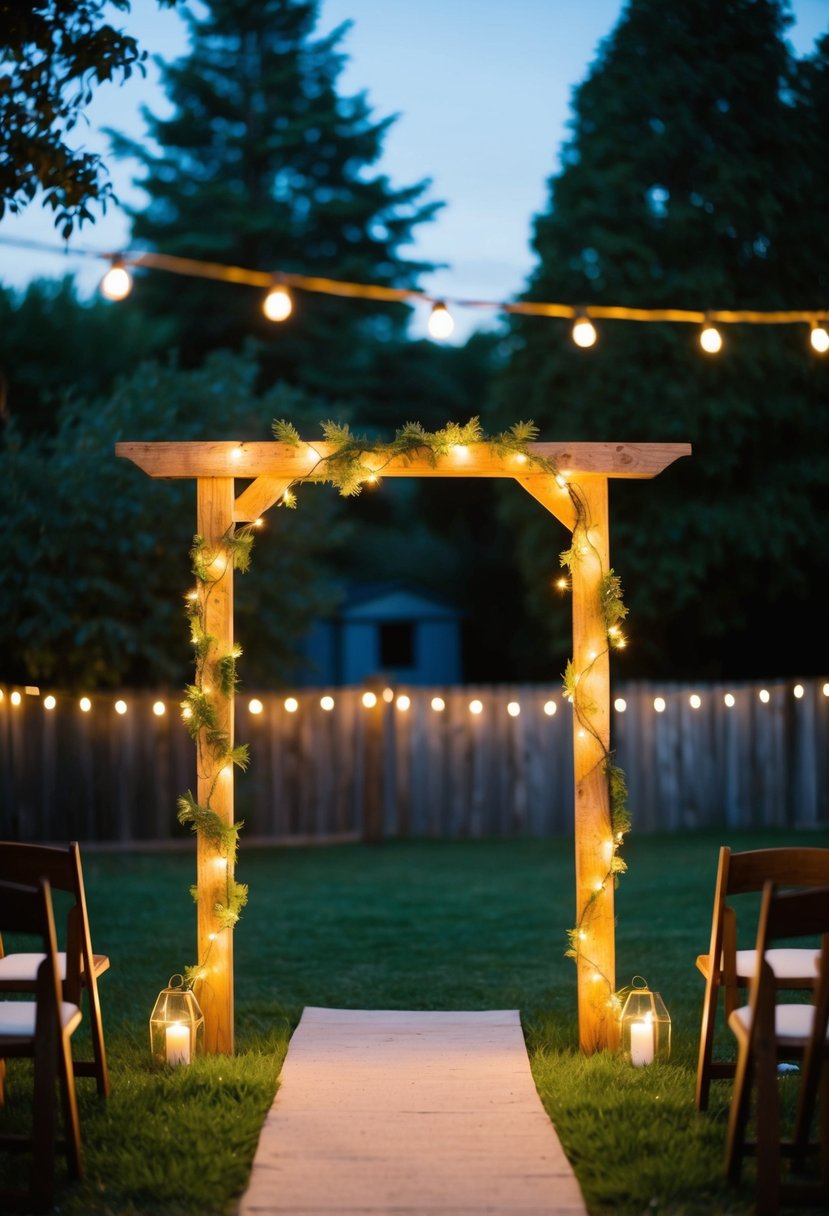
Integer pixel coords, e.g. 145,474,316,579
630,1018,654,1067
166,1023,191,1066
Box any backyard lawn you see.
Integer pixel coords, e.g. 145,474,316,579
1,827,825,1214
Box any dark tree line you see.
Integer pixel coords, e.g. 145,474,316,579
1,0,826,687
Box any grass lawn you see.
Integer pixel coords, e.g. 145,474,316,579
1,828,826,1214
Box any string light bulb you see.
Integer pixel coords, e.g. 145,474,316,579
571,310,597,348
809,321,829,354
699,317,723,354
100,255,132,301
427,301,454,340
263,282,293,322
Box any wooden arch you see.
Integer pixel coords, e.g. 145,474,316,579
117,439,690,1055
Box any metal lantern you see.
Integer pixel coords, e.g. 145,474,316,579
619,977,671,1066
150,974,204,1066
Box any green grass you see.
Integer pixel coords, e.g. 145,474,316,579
1,829,826,1214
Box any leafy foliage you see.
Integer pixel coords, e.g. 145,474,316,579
490,0,829,680
108,0,441,393
0,350,343,687
0,0,176,233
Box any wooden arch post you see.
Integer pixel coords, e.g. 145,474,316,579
118,439,690,1055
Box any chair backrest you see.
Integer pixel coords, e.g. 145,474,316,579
0,877,62,998
706,846,829,964
0,842,92,1001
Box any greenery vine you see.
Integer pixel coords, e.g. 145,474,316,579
178,525,254,988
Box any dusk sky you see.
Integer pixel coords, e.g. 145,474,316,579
1,0,827,341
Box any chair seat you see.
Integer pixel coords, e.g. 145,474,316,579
0,1000,81,1038
729,1001,827,1047
696,947,820,982
0,950,110,984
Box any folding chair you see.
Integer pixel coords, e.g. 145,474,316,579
695,845,829,1110
0,842,110,1097
0,877,83,1212
725,882,829,1215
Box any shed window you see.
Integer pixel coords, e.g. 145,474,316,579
379,620,415,668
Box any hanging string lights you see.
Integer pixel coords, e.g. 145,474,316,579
1,235,827,353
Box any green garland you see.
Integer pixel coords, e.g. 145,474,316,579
179,525,254,988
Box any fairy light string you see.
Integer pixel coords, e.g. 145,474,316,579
178,524,255,988
1,235,827,349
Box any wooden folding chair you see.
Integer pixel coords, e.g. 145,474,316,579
725,882,829,1215
0,842,110,1097
0,877,83,1212
695,845,829,1110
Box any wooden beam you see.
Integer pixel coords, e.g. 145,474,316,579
569,475,617,1053
196,478,235,1055
515,476,579,532
116,440,690,481
233,476,293,522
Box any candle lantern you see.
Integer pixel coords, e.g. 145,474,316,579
619,977,671,1066
149,974,204,1067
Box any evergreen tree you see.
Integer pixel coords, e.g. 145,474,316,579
0,278,173,435
490,0,829,681
110,0,441,410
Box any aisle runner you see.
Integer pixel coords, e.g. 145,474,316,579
240,1008,587,1215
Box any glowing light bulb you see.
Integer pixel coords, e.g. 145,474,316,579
689,694,702,709
543,700,557,716
153,700,166,716
431,696,445,712
115,700,128,715
284,697,299,713
396,694,411,711
44,695,56,710
79,697,92,713
469,699,483,715
724,693,736,708
810,323,829,354
263,285,292,322
507,701,520,717
320,695,335,712
571,314,597,348
555,576,569,592
793,684,805,699
614,697,627,713
427,301,454,340
654,697,666,713
759,688,770,704
699,321,722,354
10,691,21,706
248,698,264,715
362,691,378,709
100,258,132,301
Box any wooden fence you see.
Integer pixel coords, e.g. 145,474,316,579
1,679,827,843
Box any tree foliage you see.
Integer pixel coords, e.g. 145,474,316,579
0,0,175,234
109,0,442,401
0,350,345,688
490,0,829,680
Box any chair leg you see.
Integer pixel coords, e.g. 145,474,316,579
30,1023,58,1211
725,1037,754,1183
754,1026,781,1216
58,1032,83,1180
696,973,719,1110
86,977,110,1098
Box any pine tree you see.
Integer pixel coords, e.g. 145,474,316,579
109,0,441,407
490,0,829,680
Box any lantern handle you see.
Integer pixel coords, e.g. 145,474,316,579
631,975,649,990
168,973,186,990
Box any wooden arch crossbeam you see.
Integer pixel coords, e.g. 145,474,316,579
117,439,690,1055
